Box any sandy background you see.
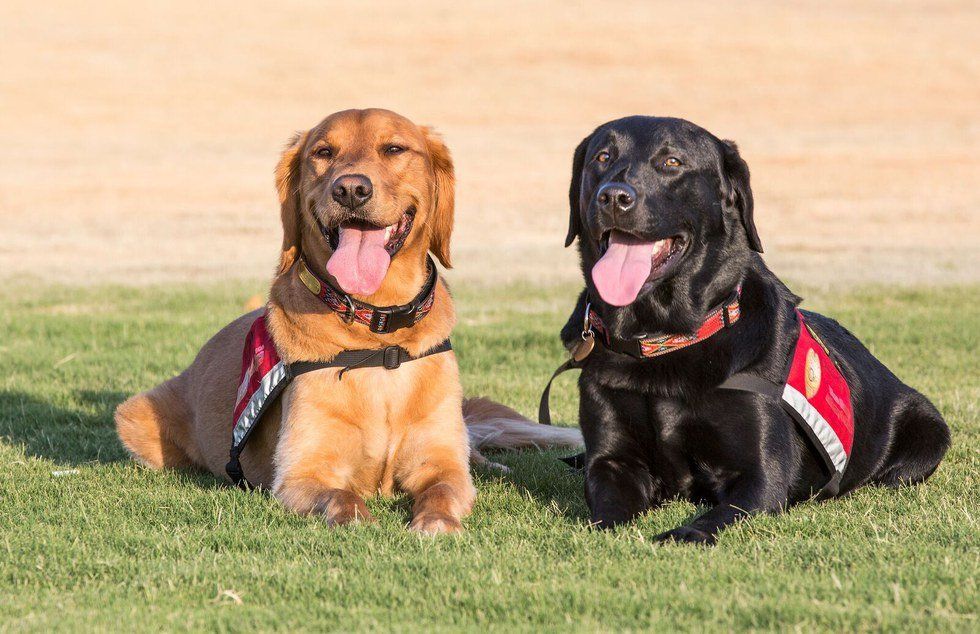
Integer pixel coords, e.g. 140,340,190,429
1,1,977,288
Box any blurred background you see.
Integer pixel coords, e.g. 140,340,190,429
1,0,977,288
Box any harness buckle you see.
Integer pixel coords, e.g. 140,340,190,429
382,346,403,370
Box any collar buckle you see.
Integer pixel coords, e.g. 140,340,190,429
370,304,416,334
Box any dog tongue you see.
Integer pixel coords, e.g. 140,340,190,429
591,230,657,306
326,224,391,296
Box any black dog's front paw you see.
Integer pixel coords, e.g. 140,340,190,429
590,512,631,531
656,525,717,546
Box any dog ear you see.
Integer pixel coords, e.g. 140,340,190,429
565,135,591,247
274,131,309,275
719,140,763,253
422,127,455,268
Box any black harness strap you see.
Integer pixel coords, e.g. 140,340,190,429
226,339,452,489
717,372,783,399
717,370,842,499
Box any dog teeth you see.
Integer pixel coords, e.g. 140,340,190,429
384,225,394,241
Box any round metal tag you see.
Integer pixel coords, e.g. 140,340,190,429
572,333,595,362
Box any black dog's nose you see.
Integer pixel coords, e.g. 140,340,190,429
596,182,637,215
331,174,373,209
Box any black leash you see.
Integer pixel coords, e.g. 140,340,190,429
535,357,587,470
537,357,582,426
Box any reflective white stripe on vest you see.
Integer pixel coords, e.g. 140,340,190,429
782,383,848,473
232,361,288,446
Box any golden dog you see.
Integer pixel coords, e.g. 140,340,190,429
115,109,581,534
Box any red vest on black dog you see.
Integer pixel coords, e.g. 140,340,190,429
706,310,855,496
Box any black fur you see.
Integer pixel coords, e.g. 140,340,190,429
561,116,950,545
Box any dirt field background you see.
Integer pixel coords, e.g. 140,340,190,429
1,1,977,288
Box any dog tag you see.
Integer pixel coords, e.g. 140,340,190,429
571,332,595,362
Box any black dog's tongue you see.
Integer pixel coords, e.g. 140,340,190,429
592,231,672,306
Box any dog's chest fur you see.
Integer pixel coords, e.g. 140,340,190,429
649,394,746,504
583,351,765,505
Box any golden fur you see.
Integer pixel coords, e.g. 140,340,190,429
115,109,581,534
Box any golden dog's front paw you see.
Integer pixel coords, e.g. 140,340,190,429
310,489,376,527
409,512,463,535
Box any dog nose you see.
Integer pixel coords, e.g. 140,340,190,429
596,182,637,215
331,174,373,209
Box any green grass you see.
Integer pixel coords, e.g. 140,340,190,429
0,280,977,632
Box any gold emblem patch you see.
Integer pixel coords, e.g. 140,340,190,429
804,348,822,398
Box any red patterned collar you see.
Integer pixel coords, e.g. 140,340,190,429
587,286,742,359
296,256,438,334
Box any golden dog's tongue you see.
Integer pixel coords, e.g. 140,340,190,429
325,224,391,296
591,230,658,306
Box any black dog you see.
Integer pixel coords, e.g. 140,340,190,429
558,116,950,544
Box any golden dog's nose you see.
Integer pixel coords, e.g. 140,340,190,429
332,174,373,209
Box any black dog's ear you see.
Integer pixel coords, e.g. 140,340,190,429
720,140,763,253
565,135,591,247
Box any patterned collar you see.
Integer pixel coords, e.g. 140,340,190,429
296,256,438,334
587,287,742,359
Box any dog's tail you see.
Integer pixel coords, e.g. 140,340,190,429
463,397,583,471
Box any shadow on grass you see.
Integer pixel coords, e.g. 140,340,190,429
0,388,230,491
0,389,130,466
474,449,591,521
473,449,713,530
0,388,594,518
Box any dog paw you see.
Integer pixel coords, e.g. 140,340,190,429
325,506,377,527
409,512,463,536
655,525,716,546
312,490,376,526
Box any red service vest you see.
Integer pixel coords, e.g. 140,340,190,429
782,315,855,476
720,311,855,496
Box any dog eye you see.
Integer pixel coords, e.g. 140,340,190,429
595,151,610,164
384,145,406,155
313,147,334,159
663,157,682,167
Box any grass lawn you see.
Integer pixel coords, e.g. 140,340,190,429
0,280,977,631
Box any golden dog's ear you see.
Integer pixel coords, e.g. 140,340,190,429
422,127,455,268
274,131,309,274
